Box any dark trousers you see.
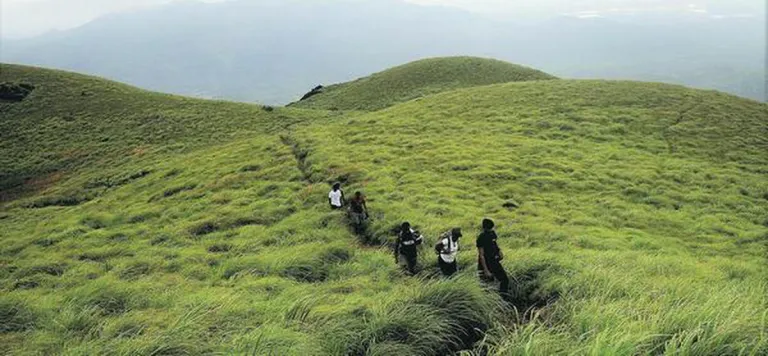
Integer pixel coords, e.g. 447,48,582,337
400,253,417,275
486,259,509,295
438,258,457,276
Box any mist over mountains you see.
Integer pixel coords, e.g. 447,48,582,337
3,0,764,104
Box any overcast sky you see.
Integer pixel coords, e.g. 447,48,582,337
1,0,764,39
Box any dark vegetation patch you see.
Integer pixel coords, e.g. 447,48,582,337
80,215,108,229
239,164,262,173
261,105,275,112
78,248,133,262
502,200,521,210
80,288,133,316
16,263,67,278
164,169,183,178
281,263,329,283
128,211,161,224
13,279,40,290
189,221,219,236
327,282,500,355
207,243,232,253
299,85,324,101
0,299,37,333
33,237,59,247
0,82,34,102
281,247,353,283
506,262,562,317
162,184,198,198
84,169,152,189
25,193,92,208
118,261,152,280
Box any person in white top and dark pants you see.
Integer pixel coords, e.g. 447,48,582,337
328,183,345,210
435,228,462,276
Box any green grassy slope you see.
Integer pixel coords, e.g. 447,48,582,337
0,64,331,199
1,63,767,355
289,56,557,111
297,80,768,353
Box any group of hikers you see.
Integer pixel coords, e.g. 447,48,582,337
329,183,509,296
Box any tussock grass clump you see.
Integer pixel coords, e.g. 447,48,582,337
323,278,506,354
15,262,67,278
69,281,150,316
0,298,37,333
24,193,92,208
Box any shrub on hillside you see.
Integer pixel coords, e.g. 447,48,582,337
0,82,34,102
0,298,37,333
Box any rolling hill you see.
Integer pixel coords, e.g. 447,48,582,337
289,57,557,111
2,0,764,104
1,61,767,355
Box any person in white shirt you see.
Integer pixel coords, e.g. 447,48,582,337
328,183,345,209
434,228,462,276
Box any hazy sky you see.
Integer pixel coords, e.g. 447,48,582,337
1,0,764,39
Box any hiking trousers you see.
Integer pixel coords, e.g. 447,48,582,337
399,253,418,275
438,258,457,276
481,259,509,295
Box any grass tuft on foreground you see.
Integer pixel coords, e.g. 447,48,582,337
1,62,767,355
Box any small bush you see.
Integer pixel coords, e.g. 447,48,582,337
0,82,34,101
239,164,262,172
118,261,152,280
207,243,232,253
74,284,137,316
0,298,37,333
162,183,197,198
16,262,67,278
189,221,218,236
26,194,91,208
281,263,328,283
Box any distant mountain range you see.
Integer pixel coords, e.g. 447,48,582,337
3,0,764,104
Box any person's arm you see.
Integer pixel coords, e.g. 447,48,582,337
414,231,423,246
478,247,492,277
435,240,444,255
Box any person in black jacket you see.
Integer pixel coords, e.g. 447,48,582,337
395,222,423,275
476,218,509,296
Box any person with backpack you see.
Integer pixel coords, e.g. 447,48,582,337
348,191,368,233
328,183,345,210
476,218,509,296
435,228,461,276
394,222,423,275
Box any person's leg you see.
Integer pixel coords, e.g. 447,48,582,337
489,261,510,295
448,261,457,276
438,258,451,276
406,254,417,275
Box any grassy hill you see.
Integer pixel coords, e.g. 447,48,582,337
1,62,767,355
289,57,557,111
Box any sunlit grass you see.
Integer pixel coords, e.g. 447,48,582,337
1,62,766,354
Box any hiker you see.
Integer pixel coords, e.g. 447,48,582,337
348,191,368,232
328,183,345,210
394,222,423,275
477,218,509,296
435,228,461,276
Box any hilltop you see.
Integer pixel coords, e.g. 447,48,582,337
290,57,557,111
0,62,767,355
